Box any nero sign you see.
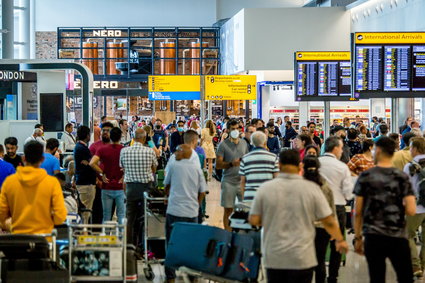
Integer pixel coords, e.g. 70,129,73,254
93,30,122,37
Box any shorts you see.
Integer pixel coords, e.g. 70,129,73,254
221,181,242,208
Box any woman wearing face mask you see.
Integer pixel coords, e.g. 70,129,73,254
302,156,336,283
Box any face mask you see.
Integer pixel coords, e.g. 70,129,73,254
178,127,184,132
155,126,161,130
230,130,239,139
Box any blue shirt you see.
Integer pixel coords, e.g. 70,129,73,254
40,153,60,176
0,159,15,188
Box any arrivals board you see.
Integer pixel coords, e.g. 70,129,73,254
353,32,425,98
295,52,355,101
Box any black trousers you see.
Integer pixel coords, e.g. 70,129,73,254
328,205,346,283
364,234,413,283
91,186,103,224
315,228,331,283
126,182,150,248
266,267,314,283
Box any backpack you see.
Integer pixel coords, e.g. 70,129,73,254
408,158,425,207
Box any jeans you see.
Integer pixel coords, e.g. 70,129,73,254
328,205,346,283
76,184,96,224
266,267,314,283
406,213,425,269
126,182,150,247
165,214,198,280
315,228,331,283
101,190,126,224
364,234,413,283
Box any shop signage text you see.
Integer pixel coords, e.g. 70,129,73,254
0,70,37,82
74,80,119,89
93,30,122,37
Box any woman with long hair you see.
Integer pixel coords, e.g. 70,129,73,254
201,120,217,180
296,134,313,160
190,120,202,136
303,156,336,283
142,125,161,157
347,139,375,176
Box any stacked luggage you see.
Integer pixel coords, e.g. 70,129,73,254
165,223,261,282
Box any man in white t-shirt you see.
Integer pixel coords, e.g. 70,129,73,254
249,149,348,283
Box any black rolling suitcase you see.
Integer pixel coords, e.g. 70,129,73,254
0,234,69,283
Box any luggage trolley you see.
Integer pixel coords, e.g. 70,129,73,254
67,221,127,282
143,191,167,280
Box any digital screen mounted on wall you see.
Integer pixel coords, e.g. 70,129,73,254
353,32,425,98
294,51,356,101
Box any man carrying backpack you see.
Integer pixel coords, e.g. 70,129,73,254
404,137,425,277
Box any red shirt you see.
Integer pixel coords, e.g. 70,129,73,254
96,144,124,190
89,140,108,156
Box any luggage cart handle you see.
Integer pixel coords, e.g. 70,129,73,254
143,191,167,201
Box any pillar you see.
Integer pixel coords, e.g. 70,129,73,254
299,101,310,131
2,0,14,59
396,98,414,133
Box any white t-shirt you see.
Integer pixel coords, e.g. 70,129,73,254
250,173,332,270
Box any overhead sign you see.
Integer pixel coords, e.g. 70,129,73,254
92,29,123,37
74,79,119,89
0,70,37,82
148,75,201,100
296,52,351,61
355,32,425,44
205,75,257,100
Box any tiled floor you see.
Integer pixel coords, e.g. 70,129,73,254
137,179,425,283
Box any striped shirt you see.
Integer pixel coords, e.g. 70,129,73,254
239,147,279,202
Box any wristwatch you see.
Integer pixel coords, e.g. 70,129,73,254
229,161,233,168
99,173,104,177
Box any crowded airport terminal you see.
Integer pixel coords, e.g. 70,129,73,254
0,0,425,282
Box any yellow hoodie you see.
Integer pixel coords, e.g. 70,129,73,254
0,166,67,235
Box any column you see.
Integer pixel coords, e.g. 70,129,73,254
397,98,415,133
298,101,310,130
2,0,14,59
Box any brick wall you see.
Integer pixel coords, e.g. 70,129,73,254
35,31,57,59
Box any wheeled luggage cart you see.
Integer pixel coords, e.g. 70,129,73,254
67,221,127,282
178,267,242,283
143,191,167,280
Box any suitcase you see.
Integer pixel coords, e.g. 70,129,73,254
245,231,262,280
165,222,232,275
221,233,254,281
0,234,50,260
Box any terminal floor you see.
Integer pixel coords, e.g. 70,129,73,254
137,179,424,283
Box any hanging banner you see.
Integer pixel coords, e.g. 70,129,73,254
205,75,257,100
148,75,201,100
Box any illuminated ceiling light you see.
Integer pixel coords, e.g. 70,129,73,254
380,3,385,11
375,5,380,13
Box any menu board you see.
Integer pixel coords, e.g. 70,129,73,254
353,32,425,98
295,52,355,101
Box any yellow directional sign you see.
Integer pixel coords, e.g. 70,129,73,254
355,32,425,44
205,75,257,100
296,51,350,61
148,75,201,100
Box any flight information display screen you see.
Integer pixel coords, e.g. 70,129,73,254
295,52,354,101
353,32,425,98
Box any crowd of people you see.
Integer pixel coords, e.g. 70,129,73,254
0,113,424,282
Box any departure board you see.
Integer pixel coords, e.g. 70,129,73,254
295,51,354,101
413,46,425,91
353,32,425,98
297,62,317,97
339,61,352,96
